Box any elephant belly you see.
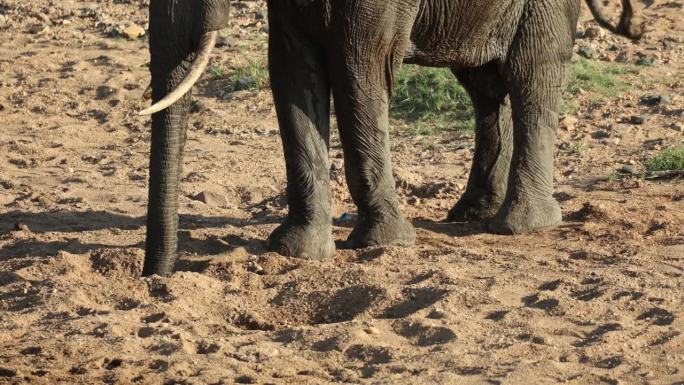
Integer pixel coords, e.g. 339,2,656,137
405,0,524,68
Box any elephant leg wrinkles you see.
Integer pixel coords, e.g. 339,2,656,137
266,23,335,260
448,62,513,222
489,1,578,234
327,4,416,249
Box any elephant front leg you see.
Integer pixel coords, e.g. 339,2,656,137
266,28,335,260
330,57,415,249
448,64,513,222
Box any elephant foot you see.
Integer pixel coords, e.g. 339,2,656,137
446,193,503,222
488,196,562,235
347,213,416,249
267,219,335,260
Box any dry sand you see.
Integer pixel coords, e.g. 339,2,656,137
0,1,682,384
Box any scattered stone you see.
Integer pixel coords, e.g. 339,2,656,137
669,122,683,132
591,130,610,139
559,116,578,130
335,213,356,225
255,10,266,20
137,327,155,338
197,341,221,354
0,368,17,377
13,222,30,232
20,346,42,355
577,44,597,59
583,27,605,39
95,86,117,100
28,24,49,34
190,100,204,114
191,191,228,207
629,115,645,125
635,56,658,67
364,327,380,335
621,165,638,175
122,24,145,40
0,15,6,28
640,94,669,107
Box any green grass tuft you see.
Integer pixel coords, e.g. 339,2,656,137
644,147,684,172
390,65,474,134
213,59,269,92
561,58,638,115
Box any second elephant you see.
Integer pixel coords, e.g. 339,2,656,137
264,0,641,259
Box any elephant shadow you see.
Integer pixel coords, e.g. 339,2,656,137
0,210,280,262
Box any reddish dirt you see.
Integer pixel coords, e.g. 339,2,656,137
0,1,682,384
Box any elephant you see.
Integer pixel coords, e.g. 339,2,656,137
139,0,640,276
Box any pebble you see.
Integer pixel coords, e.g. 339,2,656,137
591,130,610,139
670,122,683,132
28,24,49,34
621,165,638,175
122,24,145,40
577,44,597,59
640,94,669,106
0,15,6,28
13,222,30,232
364,327,380,335
583,27,605,39
559,116,578,130
192,191,228,207
335,213,357,226
629,115,646,125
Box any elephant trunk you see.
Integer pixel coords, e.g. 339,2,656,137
585,0,643,39
142,61,191,277
142,2,194,277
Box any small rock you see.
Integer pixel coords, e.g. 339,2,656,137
122,24,145,40
28,24,49,34
583,27,605,39
215,35,234,48
577,44,597,59
96,86,117,100
364,327,380,335
559,116,578,130
591,130,610,139
137,327,155,338
0,15,7,28
640,94,669,107
0,368,17,377
191,191,228,207
190,100,204,114
255,10,266,20
635,56,658,67
13,222,30,232
669,122,683,132
621,165,638,175
629,115,646,125
335,212,357,225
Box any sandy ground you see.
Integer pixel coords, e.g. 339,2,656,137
0,1,683,384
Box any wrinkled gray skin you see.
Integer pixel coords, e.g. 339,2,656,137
264,0,641,260
143,0,230,276
142,0,639,275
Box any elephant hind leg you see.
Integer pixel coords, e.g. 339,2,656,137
489,3,577,234
266,26,335,260
447,62,513,222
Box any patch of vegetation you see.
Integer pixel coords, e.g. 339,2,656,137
644,147,684,172
390,65,474,134
562,58,638,115
568,140,588,156
213,59,269,92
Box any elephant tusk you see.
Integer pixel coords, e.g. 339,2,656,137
139,31,218,116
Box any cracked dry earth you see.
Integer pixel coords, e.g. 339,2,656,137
0,0,683,384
